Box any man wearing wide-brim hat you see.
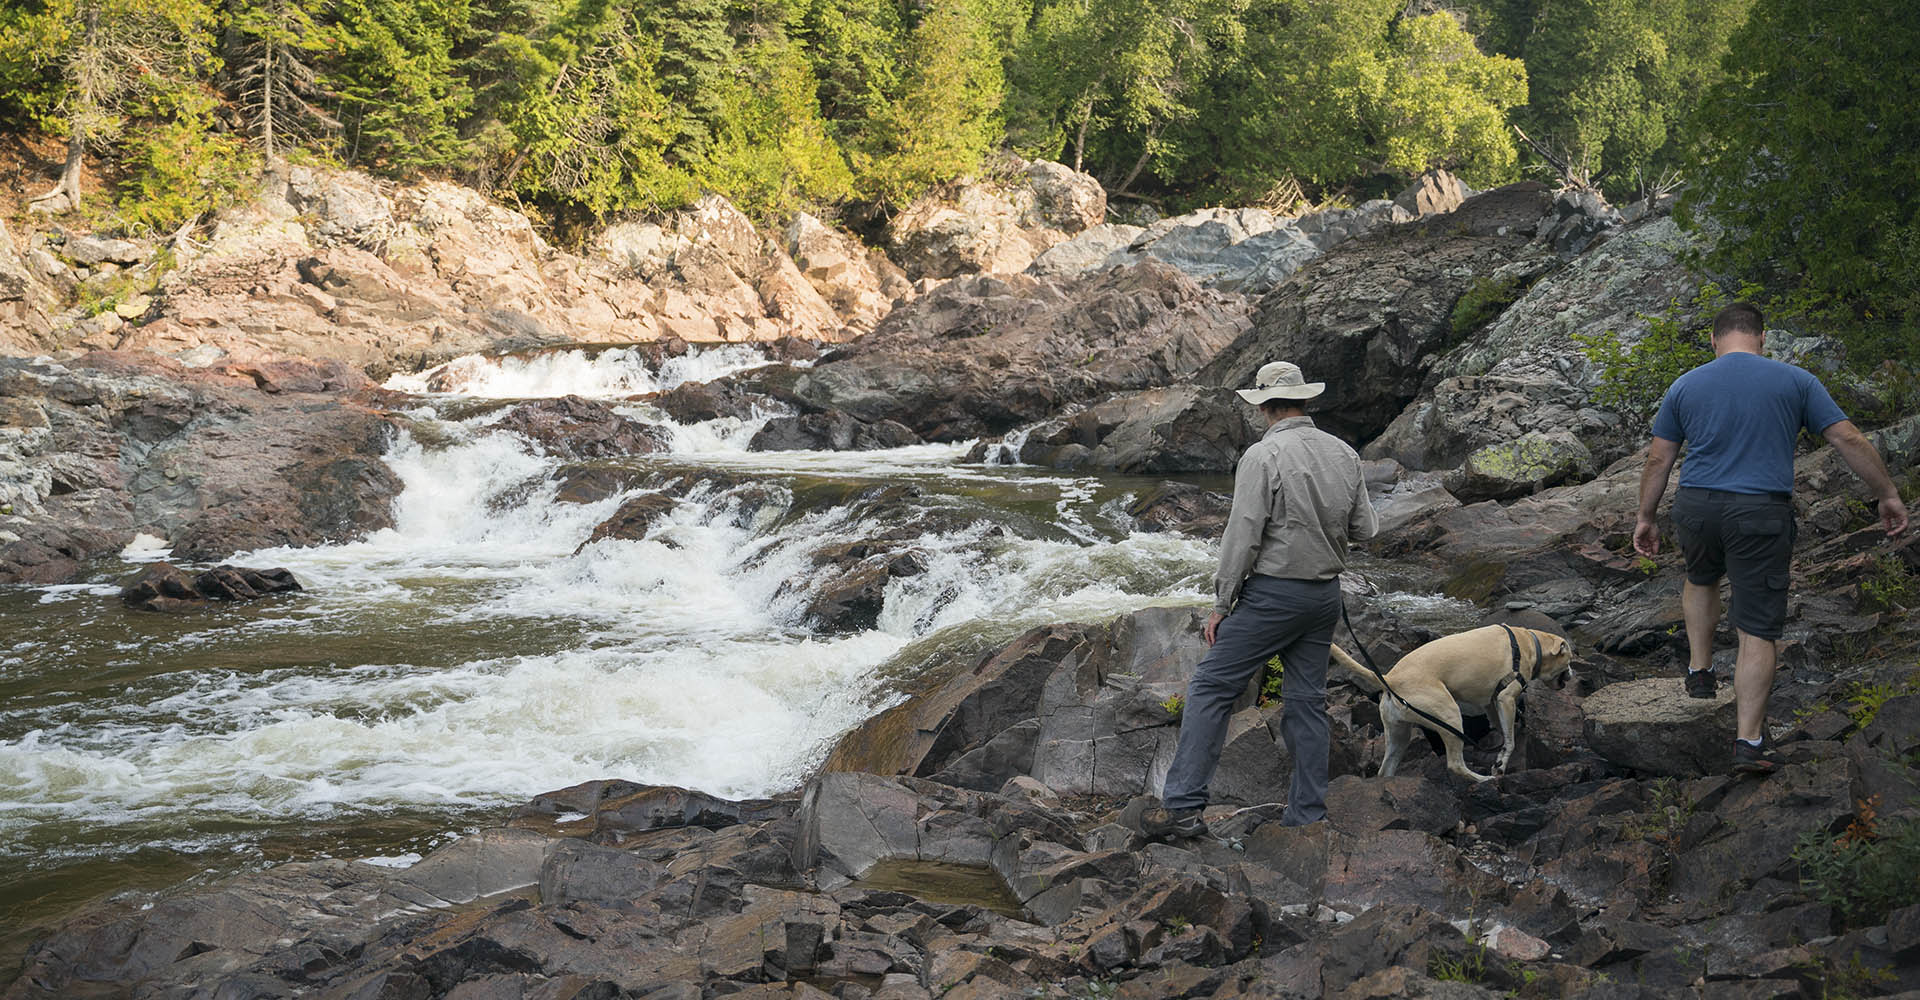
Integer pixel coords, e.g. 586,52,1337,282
1146,361,1378,838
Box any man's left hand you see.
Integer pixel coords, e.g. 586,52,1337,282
1204,612,1224,646
1883,495,1910,538
1633,515,1661,557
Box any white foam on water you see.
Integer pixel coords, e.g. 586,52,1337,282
119,533,173,562
34,584,121,604
0,345,1254,855
383,344,776,399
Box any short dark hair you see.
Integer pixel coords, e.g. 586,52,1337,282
1712,302,1765,338
1259,399,1297,418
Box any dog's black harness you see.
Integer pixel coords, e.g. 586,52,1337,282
1497,623,1543,697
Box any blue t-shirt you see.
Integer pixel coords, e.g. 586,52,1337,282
1650,351,1848,494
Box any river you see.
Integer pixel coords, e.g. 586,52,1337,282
0,344,1475,969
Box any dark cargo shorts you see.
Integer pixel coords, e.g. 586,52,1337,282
1672,487,1796,640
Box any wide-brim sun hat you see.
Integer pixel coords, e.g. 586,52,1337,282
1235,360,1325,404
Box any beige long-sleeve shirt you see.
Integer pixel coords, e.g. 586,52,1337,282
1213,415,1379,614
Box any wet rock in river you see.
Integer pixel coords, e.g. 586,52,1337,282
121,561,303,612
748,409,921,452
488,394,669,459
0,351,401,584
575,492,677,551
1127,481,1233,536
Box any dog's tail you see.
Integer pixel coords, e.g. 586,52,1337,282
1328,643,1384,694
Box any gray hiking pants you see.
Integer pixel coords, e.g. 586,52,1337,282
1162,574,1341,825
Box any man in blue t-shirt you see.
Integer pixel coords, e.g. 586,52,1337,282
1634,302,1908,776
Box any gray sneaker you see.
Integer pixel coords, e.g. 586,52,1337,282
1139,806,1207,842
1684,669,1716,699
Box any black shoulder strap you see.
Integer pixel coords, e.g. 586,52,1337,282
1498,623,1527,689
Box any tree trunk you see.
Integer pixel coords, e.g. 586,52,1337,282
262,37,277,161
30,7,97,214
1110,124,1163,197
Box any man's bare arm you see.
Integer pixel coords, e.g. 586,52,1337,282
1634,436,1681,556
1821,420,1910,536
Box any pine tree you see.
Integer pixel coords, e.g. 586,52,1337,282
331,0,472,171
857,0,1005,206
227,0,338,162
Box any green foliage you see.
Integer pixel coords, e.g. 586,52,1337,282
1838,673,1920,730
1572,284,1750,426
854,0,1005,207
1161,693,1185,719
701,35,853,222
1180,2,1526,204
115,91,261,231
332,0,472,172
1793,802,1920,929
1259,655,1283,706
1369,10,1526,182
1450,274,1523,338
1453,0,1753,197
1859,556,1917,614
1681,0,1920,370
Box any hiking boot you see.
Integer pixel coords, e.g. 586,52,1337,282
1730,739,1784,776
1684,669,1717,699
1139,806,1207,842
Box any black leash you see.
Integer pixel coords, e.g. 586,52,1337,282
1340,599,1472,741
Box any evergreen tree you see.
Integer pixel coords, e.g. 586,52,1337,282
702,34,854,220
797,0,902,147
1008,0,1245,194
331,0,472,172
1682,0,1920,364
857,0,1005,206
227,0,338,162
637,0,735,158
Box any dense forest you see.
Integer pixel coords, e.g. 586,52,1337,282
0,0,1914,362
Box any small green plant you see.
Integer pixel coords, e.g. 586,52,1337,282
1164,915,1191,933
1859,554,1917,611
1635,555,1659,575
1450,274,1524,338
1161,694,1185,718
1259,655,1285,706
1839,673,1920,729
1623,777,1695,848
1428,946,1487,983
1792,796,1920,928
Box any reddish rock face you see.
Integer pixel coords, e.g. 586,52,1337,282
0,351,403,584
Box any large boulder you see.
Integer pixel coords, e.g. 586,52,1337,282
1367,215,1705,475
1394,170,1471,217
1079,385,1265,474
783,213,915,334
743,261,1250,443
887,158,1106,279
1442,430,1596,503
0,352,401,583
1198,183,1560,445
825,607,1293,803
1582,677,1738,777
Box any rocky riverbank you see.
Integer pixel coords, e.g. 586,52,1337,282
4,161,1916,998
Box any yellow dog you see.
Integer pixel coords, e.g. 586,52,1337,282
1331,625,1574,782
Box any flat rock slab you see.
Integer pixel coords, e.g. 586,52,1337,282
1582,677,1736,777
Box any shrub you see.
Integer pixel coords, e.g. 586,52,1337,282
1571,284,1751,427
1793,798,1920,928
1450,274,1523,338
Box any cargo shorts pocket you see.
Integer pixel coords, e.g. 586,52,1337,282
1731,517,1787,536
